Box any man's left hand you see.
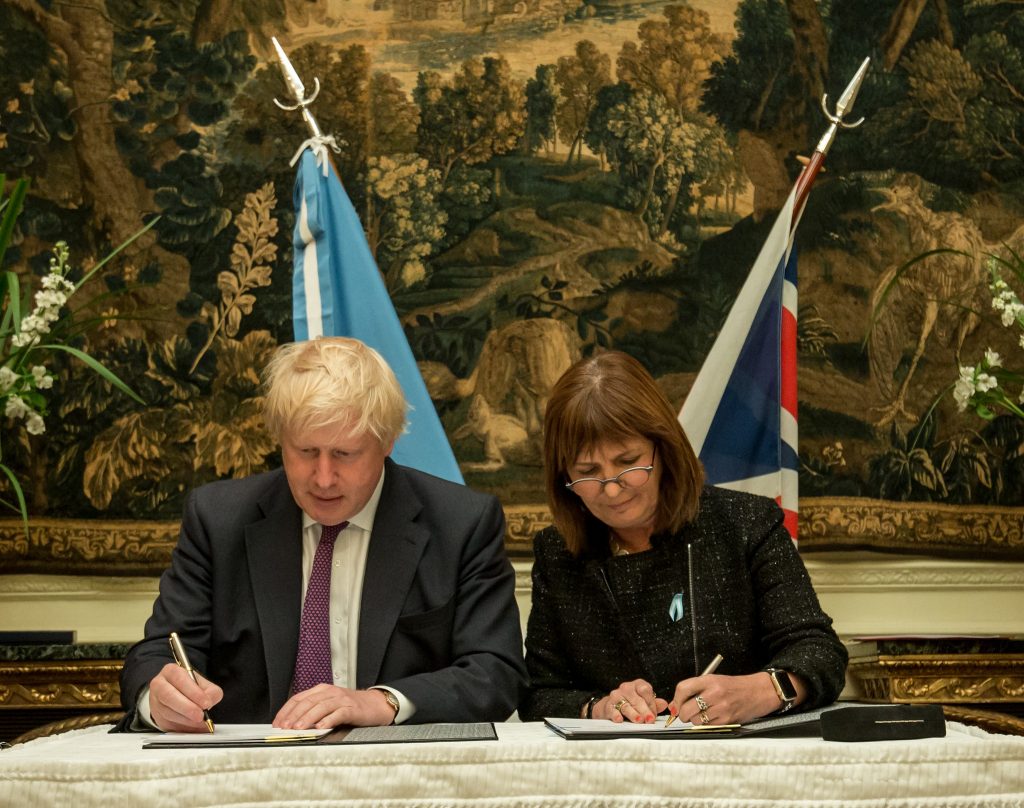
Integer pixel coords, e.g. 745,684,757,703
273,685,396,729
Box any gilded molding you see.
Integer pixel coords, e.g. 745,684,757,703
0,660,123,708
0,517,179,575
503,506,551,554
0,682,120,708
799,497,1024,559
2,496,1022,575
805,564,1024,589
0,575,160,594
849,654,1024,703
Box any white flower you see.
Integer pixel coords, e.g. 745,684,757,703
4,395,29,419
35,289,68,310
25,412,46,435
953,365,976,411
985,349,1002,368
0,366,17,392
31,365,53,389
40,273,74,295
976,372,998,393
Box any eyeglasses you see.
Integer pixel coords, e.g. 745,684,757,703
565,447,657,498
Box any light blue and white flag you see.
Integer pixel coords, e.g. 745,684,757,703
292,145,463,483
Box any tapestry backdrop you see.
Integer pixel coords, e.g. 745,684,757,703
1,0,1022,572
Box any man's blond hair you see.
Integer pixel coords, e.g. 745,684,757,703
262,337,408,445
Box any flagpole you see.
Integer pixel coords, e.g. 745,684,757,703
274,37,466,483
792,57,870,226
679,56,870,541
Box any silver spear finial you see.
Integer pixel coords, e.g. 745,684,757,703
815,56,871,156
271,36,323,140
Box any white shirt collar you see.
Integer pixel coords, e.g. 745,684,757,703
300,463,387,533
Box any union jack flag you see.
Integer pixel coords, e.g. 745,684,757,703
679,187,802,540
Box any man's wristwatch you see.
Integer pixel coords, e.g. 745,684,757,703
382,690,400,723
765,668,797,713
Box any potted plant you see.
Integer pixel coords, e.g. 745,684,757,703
0,174,154,529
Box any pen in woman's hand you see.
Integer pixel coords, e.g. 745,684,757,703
169,631,215,734
665,653,724,726
700,654,724,677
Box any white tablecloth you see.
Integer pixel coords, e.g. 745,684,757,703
2,721,1023,807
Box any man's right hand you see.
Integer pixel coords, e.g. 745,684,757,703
148,662,223,732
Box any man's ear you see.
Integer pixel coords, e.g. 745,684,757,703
383,439,396,457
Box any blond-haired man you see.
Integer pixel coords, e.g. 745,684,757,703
120,337,526,731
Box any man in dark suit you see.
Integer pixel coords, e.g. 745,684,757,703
120,337,526,731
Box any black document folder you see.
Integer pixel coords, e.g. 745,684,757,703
544,705,847,740
142,722,497,749
544,703,946,742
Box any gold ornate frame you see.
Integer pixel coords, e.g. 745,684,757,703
0,659,122,711
849,653,1024,704
1,496,1022,574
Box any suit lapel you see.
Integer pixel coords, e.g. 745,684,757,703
357,460,429,687
245,472,304,713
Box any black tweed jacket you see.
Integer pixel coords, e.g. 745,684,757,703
519,485,847,721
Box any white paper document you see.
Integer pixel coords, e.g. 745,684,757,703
548,716,698,734
144,724,331,747
543,715,743,739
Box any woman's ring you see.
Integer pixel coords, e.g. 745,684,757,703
695,695,709,711
699,709,711,725
613,698,628,713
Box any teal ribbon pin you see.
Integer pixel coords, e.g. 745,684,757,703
669,592,685,622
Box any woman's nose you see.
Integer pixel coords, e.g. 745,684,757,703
602,479,625,496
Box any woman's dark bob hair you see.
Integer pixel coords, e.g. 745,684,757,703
543,350,704,556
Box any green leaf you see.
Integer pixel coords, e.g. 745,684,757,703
2,270,20,334
76,216,161,290
0,461,29,535
0,177,29,267
40,343,145,405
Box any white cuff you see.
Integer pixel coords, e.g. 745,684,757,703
134,685,162,731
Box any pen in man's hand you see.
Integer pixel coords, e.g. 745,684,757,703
666,653,724,726
169,631,215,734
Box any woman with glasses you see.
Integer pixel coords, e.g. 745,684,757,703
518,351,847,726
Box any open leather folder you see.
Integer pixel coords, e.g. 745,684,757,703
543,704,946,741
141,722,497,748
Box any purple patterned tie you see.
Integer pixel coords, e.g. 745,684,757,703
291,521,347,695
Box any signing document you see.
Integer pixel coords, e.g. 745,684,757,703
143,725,331,748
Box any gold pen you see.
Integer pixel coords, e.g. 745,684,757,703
666,653,724,727
169,631,215,734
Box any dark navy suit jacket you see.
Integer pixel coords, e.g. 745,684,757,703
120,458,526,726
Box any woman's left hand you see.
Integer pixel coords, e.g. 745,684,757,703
667,672,797,726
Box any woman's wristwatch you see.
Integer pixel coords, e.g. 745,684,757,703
765,668,797,713
583,695,601,719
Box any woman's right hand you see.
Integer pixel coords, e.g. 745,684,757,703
592,678,665,723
